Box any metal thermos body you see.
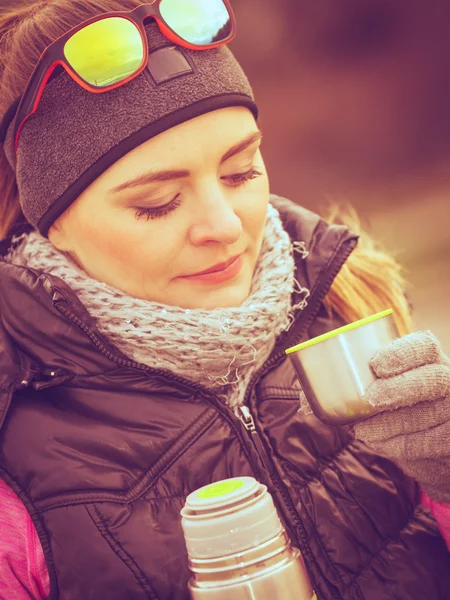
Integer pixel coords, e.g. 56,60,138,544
188,531,313,600
286,309,399,425
181,478,316,600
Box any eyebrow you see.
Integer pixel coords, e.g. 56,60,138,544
111,130,263,194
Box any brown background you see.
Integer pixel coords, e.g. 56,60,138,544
230,0,450,351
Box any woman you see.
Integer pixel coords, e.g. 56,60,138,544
1,1,450,599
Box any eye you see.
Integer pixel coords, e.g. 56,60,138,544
134,195,182,221
133,168,264,221
225,167,263,187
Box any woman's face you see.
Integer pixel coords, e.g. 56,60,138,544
49,107,270,310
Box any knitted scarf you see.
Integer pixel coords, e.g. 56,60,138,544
7,202,310,409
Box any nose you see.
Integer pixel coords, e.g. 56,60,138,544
189,185,243,246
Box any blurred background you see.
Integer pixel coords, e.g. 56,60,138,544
230,0,450,350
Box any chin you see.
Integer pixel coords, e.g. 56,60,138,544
213,288,250,309
186,280,252,310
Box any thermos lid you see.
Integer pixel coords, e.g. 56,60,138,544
184,476,259,511
181,477,283,559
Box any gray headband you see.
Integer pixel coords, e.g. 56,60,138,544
5,22,257,237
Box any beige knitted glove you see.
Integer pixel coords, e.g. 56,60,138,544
354,331,450,502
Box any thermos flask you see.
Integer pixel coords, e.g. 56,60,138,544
180,476,316,599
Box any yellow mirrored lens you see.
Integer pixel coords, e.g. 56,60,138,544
160,0,231,45
64,17,144,87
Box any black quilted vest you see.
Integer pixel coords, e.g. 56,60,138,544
1,195,449,599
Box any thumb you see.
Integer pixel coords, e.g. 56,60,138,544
364,363,450,409
370,331,443,378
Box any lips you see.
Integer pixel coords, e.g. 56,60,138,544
185,254,241,277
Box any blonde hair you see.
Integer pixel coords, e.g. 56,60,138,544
0,1,412,334
323,203,413,336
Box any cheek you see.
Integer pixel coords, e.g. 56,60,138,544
78,219,137,266
69,212,146,276
240,178,270,240
74,213,182,280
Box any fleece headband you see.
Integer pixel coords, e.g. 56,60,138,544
4,21,257,237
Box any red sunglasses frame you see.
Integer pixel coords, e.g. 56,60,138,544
1,1,235,159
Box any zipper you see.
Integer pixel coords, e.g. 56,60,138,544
236,400,329,598
235,405,275,474
236,403,315,548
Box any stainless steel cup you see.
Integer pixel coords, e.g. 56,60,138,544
286,309,400,425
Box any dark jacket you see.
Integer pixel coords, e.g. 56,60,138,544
0,195,449,600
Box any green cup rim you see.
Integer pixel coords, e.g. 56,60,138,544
285,308,394,355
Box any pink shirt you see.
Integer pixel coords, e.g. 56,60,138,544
1,479,449,599
0,479,50,599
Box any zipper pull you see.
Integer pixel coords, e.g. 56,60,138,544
236,405,256,432
235,405,274,473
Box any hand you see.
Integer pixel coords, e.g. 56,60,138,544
354,331,450,502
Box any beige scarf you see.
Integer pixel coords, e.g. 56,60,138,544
7,202,310,408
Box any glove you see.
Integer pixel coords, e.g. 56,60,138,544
354,331,450,502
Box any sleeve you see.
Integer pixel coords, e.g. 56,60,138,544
421,488,450,551
0,478,50,600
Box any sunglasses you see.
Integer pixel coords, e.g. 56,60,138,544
0,0,235,161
